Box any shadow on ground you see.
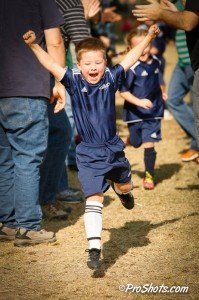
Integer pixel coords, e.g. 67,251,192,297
43,163,183,233
175,185,199,191
133,163,182,185
92,212,198,278
43,194,114,233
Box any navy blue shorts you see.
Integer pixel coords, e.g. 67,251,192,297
128,119,162,148
76,135,132,198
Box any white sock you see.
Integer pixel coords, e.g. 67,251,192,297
84,200,103,250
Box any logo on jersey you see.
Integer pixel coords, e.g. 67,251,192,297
99,82,110,90
141,70,148,76
155,68,159,74
127,170,131,178
151,132,158,139
81,87,87,93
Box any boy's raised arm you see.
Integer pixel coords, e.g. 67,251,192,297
23,31,65,81
120,24,160,72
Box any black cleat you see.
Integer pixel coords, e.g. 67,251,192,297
111,183,134,210
86,248,102,269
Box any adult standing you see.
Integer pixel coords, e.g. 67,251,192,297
164,0,197,161
132,0,199,153
0,0,65,245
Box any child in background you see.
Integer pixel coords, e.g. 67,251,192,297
120,27,167,190
137,21,169,102
23,25,159,269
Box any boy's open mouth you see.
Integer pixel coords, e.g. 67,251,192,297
89,73,98,78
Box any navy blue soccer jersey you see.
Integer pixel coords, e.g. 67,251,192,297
119,56,164,123
60,64,125,143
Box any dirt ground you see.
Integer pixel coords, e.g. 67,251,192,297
0,43,198,300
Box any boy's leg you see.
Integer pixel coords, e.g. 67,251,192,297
128,122,142,148
112,181,134,210
108,152,134,210
144,142,156,177
143,142,156,190
142,120,161,189
84,193,103,269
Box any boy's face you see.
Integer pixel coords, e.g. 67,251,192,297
77,50,107,84
130,36,151,62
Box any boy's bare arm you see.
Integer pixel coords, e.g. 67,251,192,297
23,31,65,81
120,91,153,109
120,24,160,72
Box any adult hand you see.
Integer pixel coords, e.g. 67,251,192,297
132,0,162,22
101,6,122,23
83,0,101,20
161,0,178,12
50,81,66,113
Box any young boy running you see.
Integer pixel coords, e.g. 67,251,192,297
23,25,159,269
120,27,167,190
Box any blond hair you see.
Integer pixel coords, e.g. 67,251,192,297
75,37,106,62
126,27,148,47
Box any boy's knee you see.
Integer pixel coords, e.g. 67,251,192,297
115,181,133,194
129,138,141,148
86,193,104,203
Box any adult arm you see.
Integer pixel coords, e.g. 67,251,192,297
132,0,199,31
44,27,66,111
45,27,65,67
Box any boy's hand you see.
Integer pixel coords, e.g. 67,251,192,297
23,30,36,45
140,99,153,109
148,24,160,39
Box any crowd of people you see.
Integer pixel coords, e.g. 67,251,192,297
0,0,198,270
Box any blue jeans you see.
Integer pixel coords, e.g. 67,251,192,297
192,68,199,148
167,63,198,150
0,97,48,230
58,165,70,192
65,91,77,166
39,102,72,204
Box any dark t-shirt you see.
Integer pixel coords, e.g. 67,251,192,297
119,56,164,122
60,64,125,144
0,0,63,99
185,0,199,71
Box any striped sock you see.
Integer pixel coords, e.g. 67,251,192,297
84,200,103,250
